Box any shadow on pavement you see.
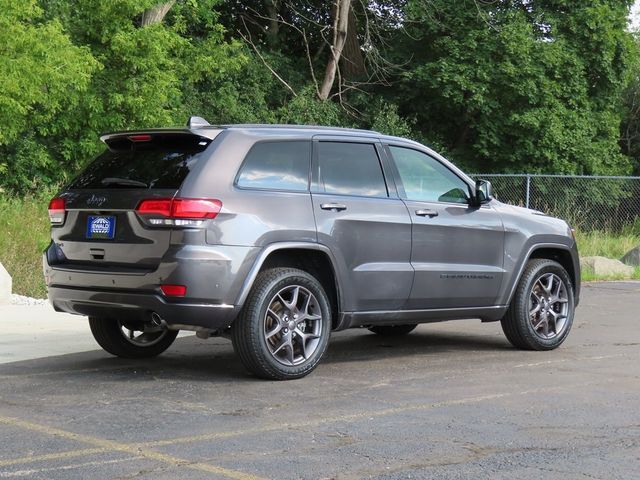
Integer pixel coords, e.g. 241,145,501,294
0,326,511,383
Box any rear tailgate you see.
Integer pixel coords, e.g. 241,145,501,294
49,132,212,271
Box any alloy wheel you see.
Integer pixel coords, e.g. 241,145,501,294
263,285,323,366
529,273,569,340
118,320,169,347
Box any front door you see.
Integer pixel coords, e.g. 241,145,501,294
385,144,505,309
311,137,413,311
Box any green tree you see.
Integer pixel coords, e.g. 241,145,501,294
390,0,635,175
1,0,252,193
42,0,248,171
0,0,97,191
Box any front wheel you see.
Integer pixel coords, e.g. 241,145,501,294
89,317,178,358
501,259,575,350
231,268,332,380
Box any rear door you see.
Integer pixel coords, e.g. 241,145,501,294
52,132,213,270
311,136,413,311
385,144,505,309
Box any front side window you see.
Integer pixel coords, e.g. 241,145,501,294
237,141,310,191
317,142,388,197
388,146,469,204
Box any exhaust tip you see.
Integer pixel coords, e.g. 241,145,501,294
150,312,165,328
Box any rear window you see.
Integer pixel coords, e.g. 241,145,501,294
68,134,210,189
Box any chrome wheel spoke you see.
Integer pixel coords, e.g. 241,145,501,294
529,302,541,317
290,286,300,310
296,312,321,325
272,334,291,356
542,319,550,337
532,317,546,331
267,307,282,322
296,329,320,360
265,324,282,340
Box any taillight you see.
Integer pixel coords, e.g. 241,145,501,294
48,197,66,225
136,198,222,227
160,284,187,297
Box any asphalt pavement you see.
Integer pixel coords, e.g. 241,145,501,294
0,282,638,479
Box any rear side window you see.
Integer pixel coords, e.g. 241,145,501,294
317,142,388,197
236,141,311,191
69,134,210,190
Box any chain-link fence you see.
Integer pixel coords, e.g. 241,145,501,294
470,174,640,232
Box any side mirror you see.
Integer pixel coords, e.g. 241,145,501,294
470,179,494,206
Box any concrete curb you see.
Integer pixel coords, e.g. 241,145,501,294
0,262,12,305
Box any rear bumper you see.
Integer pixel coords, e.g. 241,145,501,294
44,242,260,330
48,285,237,331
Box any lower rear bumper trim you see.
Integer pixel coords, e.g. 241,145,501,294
48,286,237,330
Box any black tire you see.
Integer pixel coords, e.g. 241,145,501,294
231,267,332,380
501,259,575,350
368,324,418,336
88,317,178,359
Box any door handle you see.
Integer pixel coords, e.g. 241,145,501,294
320,203,347,211
415,209,438,218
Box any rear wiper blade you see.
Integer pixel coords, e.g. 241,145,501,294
101,177,148,188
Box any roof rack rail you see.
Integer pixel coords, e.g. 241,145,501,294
219,124,380,134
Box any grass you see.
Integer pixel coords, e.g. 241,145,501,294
574,229,640,282
574,229,640,259
0,195,638,298
0,194,52,298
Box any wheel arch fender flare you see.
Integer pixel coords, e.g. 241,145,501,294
504,242,580,307
234,242,344,315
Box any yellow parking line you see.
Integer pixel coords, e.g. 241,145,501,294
0,456,142,478
0,416,263,480
0,448,109,467
143,380,611,448
142,393,508,448
0,380,611,478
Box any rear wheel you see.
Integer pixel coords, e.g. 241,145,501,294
368,324,417,336
501,259,575,350
231,268,332,380
89,317,178,358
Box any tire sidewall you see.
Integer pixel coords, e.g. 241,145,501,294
243,269,332,379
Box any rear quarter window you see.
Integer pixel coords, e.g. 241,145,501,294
236,141,311,191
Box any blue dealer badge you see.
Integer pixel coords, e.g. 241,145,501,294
86,215,116,239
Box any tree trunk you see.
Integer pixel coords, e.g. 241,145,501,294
340,5,366,80
265,0,281,49
318,0,351,100
141,1,176,27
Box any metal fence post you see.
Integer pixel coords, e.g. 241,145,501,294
525,174,531,209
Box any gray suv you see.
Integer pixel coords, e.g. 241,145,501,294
44,117,580,379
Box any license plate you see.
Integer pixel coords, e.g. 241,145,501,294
86,215,116,240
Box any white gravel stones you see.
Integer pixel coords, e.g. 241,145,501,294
10,294,49,306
